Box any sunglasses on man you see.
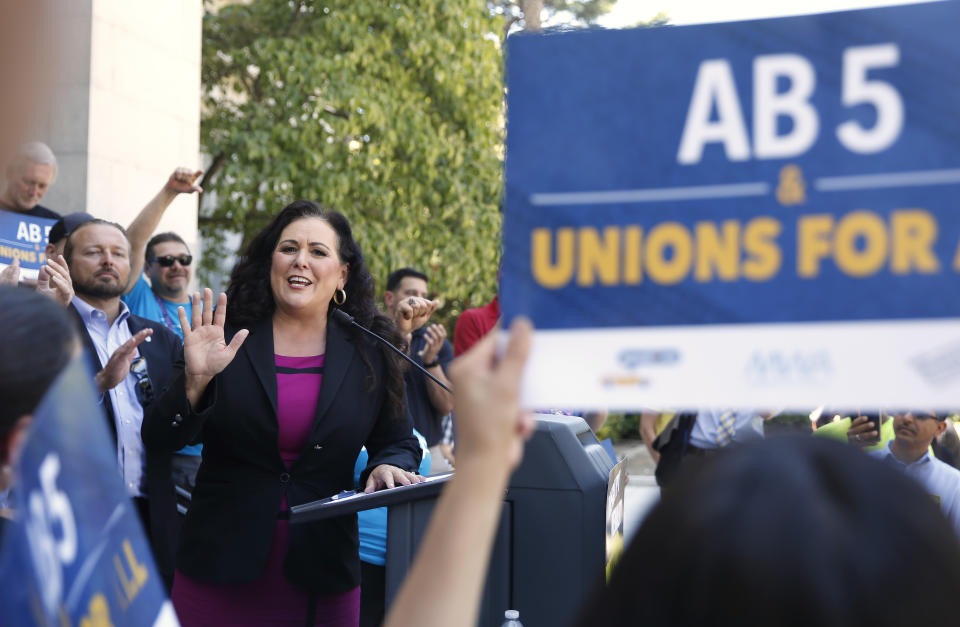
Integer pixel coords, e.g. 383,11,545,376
149,254,193,267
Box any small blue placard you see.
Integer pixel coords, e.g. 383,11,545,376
0,209,55,271
0,359,177,626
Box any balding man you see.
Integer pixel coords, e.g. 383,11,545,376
0,141,59,219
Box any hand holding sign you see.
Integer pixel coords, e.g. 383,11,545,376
36,255,73,307
0,258,19,286
448,317,535,473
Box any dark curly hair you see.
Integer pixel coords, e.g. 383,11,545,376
226,200,406,418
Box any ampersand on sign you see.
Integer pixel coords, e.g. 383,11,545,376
776,164,807,206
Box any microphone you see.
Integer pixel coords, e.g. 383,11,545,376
332,308,452,393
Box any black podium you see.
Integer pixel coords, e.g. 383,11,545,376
290,415,617,626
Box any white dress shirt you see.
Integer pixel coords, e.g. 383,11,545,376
72,296,146,498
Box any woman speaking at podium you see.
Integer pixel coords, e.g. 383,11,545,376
143,201,428,626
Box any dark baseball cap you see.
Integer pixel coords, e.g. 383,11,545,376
48,212,95,244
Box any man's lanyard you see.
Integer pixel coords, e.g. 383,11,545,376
152,291,181,335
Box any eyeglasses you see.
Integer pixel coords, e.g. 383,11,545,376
911,411,948,421
149,254,192,267
130,357,154,406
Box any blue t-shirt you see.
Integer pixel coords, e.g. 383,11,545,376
122,274,192,340
122,275,201,456
352,430,431,566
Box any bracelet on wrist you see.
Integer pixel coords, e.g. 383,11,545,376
422,358,440,368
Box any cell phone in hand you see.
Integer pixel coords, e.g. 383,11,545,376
854,411,882,444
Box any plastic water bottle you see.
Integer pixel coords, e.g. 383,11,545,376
501,609,523,627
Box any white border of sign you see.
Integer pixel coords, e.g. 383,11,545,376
521,319,960,411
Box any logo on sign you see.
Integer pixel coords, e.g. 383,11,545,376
600,374,649,389
910,340,960,386
617,348,680,369
744,350,832,385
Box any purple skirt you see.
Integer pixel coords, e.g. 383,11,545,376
171,519,360,627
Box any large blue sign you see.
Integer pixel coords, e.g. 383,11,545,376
504,1,960,328
0,209,55,271
501,2,960,409
0,359,177,626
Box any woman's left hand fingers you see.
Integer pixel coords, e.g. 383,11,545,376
190,292,202,330
202,287,214,326
213,292,228,327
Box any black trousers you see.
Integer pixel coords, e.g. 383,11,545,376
133,496,151,535
360,560,386,627
132,496,176,592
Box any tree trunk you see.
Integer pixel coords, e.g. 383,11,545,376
520,0,544,32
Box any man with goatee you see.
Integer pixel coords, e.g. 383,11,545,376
64,218,185,587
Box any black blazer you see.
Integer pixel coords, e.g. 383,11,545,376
142,314,422,593
69,303,182,583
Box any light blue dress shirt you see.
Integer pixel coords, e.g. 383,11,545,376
121,275,201,458
72,296,146,498
871,441,960,538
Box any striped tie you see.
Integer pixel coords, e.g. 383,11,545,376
715,411,736,447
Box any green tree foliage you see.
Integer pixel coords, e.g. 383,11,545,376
488,0,614,36
199,0,505,326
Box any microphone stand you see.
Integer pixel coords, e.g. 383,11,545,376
332,308,452,393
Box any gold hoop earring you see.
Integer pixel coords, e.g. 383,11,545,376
333,288,347,305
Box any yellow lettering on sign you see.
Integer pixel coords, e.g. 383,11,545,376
79,594,115,627
113,539,148,604
531,228,575,288
776,164,806,206
530,218,790,289
577,226,620,286
833,210,887,277
799,209,941,278
645,222,693,285
797,214,834,277
742,217,782,281
694,220,740,281
891,209,939,274
0,246,37,263
623,225,643,285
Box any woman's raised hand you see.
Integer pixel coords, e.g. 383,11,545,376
180,288,249,401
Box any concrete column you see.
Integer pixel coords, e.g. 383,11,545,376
37,0,202,253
